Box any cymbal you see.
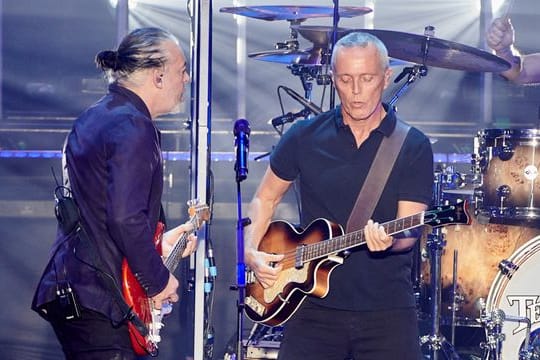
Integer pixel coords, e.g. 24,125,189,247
292,25,350,47
248,48,325,66
248,48,410,67
292,26,511,73
219,6,372,21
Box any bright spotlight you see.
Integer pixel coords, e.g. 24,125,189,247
108,0,139,10
492,0,507,14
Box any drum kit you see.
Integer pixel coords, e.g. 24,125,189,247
220,4,540,360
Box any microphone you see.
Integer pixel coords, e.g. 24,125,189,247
233,119,250,182
270,109,310,127
282,86,322,115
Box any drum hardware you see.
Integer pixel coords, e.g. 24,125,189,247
496,185,512,215
479,307,506,360
291,24,510,107
473,129,540,225
420,168,463,359
450,250,461,345
484,235,540,359
498,259,519,277
242,324,283,360
479,308,535,360
441,165,469,192
494,143,514,162
291,25,511,73
275,39,299,52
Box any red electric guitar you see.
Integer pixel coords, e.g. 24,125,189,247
121,200,210,356
244,202,471,326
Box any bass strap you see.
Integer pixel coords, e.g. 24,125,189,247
346,119,411,232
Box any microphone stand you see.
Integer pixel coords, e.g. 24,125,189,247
329,0,340,109
389,25,434,108
388,64,428,108
234,181,250,360
232,124,251,360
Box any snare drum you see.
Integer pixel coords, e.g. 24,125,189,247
485,235,540,359
473,128,540,224
420,217,540,325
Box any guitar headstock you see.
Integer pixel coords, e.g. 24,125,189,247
187,199,210,229
424,201,471,228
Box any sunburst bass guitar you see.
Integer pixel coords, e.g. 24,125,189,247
244,202,471,327
122,200,210,357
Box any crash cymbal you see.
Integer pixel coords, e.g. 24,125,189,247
249,48,410,67
219,6,372,21
248,48,325,66
292,26,511,73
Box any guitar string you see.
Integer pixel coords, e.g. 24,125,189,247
270,212,426,269
164,206,207,270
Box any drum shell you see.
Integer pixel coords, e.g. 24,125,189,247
420,214,540,325
473,128,540,224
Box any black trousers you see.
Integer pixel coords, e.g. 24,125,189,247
47,305,136,360
278,301,422,360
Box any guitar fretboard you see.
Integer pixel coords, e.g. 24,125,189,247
299,212,425,264
164,216,197,273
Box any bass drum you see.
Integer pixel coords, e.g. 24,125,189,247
485,235,540,359
420,212,540,325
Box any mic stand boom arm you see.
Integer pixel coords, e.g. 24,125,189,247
388,64,428,108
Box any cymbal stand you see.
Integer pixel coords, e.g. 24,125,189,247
420,169,461,360
277,19,302,52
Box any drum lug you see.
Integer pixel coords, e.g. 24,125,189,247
495,143,514,161
498,259,519,278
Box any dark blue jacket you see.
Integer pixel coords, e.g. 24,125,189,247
32,84,169,322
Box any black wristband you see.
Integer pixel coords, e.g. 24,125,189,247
393,227,422,239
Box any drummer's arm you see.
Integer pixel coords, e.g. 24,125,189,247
496,49,540,84
512,53,540,85
488,18,540,84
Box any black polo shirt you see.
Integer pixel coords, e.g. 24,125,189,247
270,105,433,311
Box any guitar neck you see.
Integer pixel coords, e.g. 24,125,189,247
163,218,197,274
301,212,425,263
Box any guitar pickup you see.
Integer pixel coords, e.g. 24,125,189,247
295,245,305,269
245,296,265,316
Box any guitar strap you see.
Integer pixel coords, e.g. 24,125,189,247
346,119,410,232
60,135,149,337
